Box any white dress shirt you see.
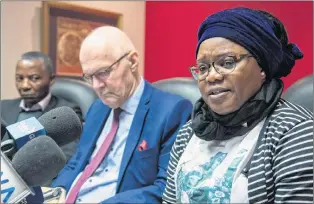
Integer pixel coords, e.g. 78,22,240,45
19,92,52,111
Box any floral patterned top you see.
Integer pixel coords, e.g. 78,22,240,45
174,119,265,203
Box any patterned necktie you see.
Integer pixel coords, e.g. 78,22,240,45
65,108,121,203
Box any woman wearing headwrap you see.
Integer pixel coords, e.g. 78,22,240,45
162,7,313,204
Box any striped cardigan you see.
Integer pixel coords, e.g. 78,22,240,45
163,99,313,203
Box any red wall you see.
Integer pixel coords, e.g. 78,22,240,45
145,1,313,91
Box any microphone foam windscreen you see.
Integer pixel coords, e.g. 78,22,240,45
11,136,66,187
38,106,82,146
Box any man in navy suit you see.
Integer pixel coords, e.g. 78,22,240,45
51,26,192,203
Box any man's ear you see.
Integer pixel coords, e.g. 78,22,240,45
261,70,266,82
127,51,139,72
50,75,56,86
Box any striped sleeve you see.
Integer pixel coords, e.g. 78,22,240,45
273,118,313,203
162,121,192,204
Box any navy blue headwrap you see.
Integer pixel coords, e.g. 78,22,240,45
196,7,303,79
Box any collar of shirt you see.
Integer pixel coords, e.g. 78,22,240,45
120,77,145,115
19,92,52,112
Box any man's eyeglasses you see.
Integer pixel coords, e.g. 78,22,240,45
83,52,130,84
189,53,253,80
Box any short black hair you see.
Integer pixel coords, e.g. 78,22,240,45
19,51,55,76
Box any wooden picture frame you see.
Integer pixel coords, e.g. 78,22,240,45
42,2,122,77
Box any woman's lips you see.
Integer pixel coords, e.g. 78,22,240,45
207,88,231,102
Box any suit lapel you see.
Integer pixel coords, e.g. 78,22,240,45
43,95,57,114
117,81,152,190
5,99,22,125
79,102,111,169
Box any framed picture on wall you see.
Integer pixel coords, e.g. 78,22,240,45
42,1,122,78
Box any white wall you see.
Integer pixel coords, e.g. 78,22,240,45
1,1,145,99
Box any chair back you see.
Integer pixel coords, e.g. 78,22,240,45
152,77,201,105
282,75,313,112
51,77,98,119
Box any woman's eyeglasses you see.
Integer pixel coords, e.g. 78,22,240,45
189,53,253,80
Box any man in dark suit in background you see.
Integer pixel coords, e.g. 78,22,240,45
1,51,83,162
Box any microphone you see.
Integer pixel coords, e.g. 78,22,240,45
1,140,16,158
37,106,82,146
1,136,67,203
1,151,34,203
1,117,46,159
1,106,82,156
12,136,67,186
5,117,46,149
1,106,80,204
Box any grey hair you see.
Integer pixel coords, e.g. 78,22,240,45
19,51,55,76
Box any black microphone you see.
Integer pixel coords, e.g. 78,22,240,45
12,136,67,187
37,106,82,146
1,119,16,158
1,136,66,203
1,106,82,157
